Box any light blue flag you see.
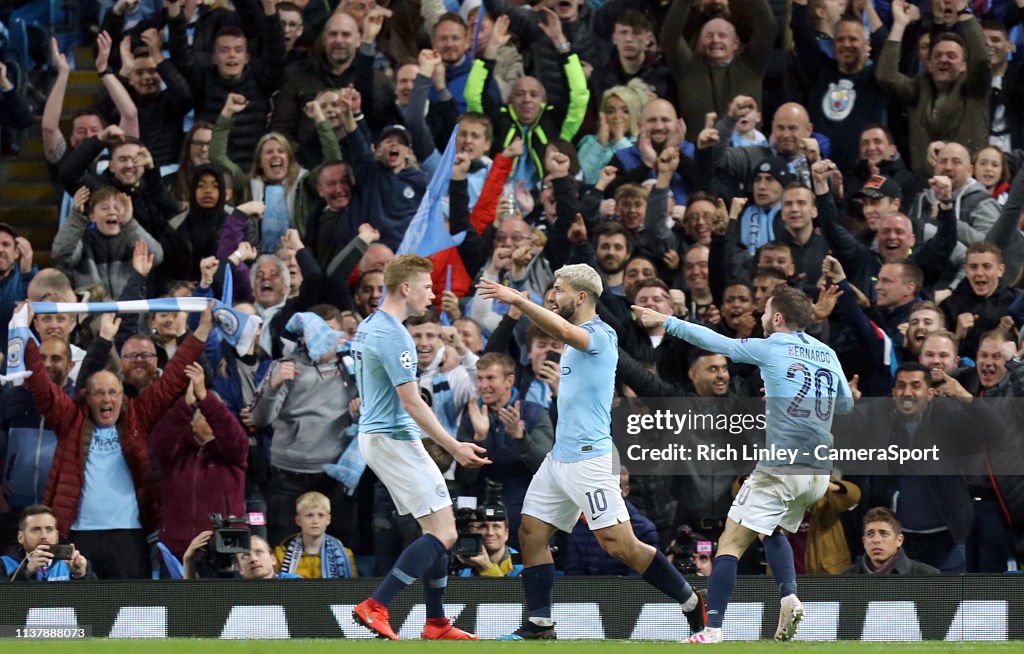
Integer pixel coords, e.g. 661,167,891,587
396,125,466,258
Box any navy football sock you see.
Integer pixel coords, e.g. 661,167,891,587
763,531,798,598
706,554,738,629
522,563,556,622
372,533,446,607
642,550,696,608
423,552,449,619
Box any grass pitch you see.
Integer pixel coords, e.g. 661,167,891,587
4,640,1024,654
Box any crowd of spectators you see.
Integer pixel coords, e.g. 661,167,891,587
3,0,1024,581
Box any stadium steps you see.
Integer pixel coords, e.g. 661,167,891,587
0,47,101,268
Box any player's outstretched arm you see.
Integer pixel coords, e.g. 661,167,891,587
396,382,492,468
632,304,759,365
478,279,592,351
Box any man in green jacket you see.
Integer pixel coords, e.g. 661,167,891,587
465,11,589,191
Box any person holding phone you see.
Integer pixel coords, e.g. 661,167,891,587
2,505,94,581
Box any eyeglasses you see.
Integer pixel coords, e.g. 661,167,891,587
122,352,158,361
494,233,528,245
191,140,211,149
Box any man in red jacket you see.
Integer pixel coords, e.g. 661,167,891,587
22,302,214,579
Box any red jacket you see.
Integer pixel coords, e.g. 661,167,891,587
24,335,205,537
150,394,249,559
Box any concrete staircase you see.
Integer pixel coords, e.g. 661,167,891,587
0,52,99,268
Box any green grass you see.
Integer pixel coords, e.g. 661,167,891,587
4,641,1024,654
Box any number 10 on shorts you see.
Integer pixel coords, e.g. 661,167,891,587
586,489,608,517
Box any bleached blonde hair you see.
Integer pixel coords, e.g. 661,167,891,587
554,264,602,306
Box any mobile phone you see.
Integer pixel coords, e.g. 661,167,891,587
545,351,561,365
48,544,74,560
696,541,713,555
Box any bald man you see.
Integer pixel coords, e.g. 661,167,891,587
706,102,817,198
22,304,215,579
660,0,776,136
907,142,1000,246
609,98,696,205
466,21,589,189
269,10,377,168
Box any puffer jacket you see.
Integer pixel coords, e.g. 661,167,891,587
23,335,204,537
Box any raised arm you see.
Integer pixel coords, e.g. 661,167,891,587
95,31,139,138
659,0,696,73
876,2,920,104
41,38,70,163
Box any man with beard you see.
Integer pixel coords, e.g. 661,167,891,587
270,10,380,166
430,13,494,114
101,28,193,167
481,265,706,641
660,0,775,137
610,99,695,205
591,222,632,296
879,1,990,177
351,256,489,640
634,284,852,642
0,339,75,545
813,161,958,298
942,242,1019,357
167,0,286,170
0,223,35,366
791,11,886,171
467,11,589,190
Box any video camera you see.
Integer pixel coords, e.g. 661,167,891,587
668,524,714,576
206,512,251,577
454,480,505,557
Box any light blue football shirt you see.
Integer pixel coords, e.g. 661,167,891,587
552,317,618,463
664,317,853,470
72,426,142,530
351,310,420,441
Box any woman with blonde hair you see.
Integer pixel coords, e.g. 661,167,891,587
211,93,342,251
577,79,652,185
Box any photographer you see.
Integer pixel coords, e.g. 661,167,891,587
3,506,95,581
454,504,522,578
182,531,300,580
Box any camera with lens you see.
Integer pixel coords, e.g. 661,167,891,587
453,498,483,557
453,480,506,557
206,512,251,577
668,524,698,575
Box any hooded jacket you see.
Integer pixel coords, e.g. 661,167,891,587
249,347,356,474
908,179,1002,247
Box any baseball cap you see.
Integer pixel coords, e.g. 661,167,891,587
752,156,790,186
377,125,411,148
0,223,19,240
854,175,901,201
